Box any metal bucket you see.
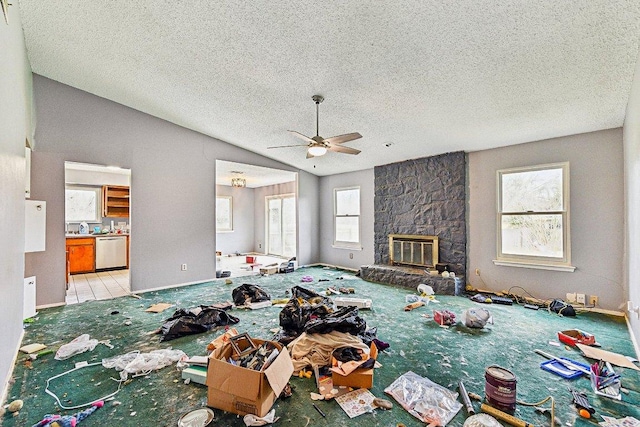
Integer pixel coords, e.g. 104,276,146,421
485,365,517,412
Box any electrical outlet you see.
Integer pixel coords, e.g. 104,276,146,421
475,269,480,276
566,293,577,303
181,263,187,271
589,295,598,306
349,253,354,259
576,293,586,304
259,243,262,249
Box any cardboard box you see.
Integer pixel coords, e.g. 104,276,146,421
207,338,294,417
259,266,278,275
331,343,378,389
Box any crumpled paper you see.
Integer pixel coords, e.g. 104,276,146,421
243,409,279,426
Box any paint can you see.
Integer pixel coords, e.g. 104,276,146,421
485,365,517,413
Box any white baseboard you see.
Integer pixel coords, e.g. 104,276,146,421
1,329,24,407
626,315,640,360
577,307,625,316
133,279,212,295
36,301,65,309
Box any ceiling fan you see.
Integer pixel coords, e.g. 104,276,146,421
268,95,362,158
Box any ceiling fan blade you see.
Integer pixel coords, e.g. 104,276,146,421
288,130,315,143
323,132,362,145
328,144,361,155
267,144,309,149
306,151,315,159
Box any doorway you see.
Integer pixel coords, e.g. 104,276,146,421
267,194,296,258
64,162,131,304
215,160,298,276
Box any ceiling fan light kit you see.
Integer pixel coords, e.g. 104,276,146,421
268,95,363,158
307,145,327,157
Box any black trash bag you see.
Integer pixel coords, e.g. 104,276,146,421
549,299,576,317
278,286,333,333
160,305,239,341
332,347,363,363
232,284,270,306
291,286,332,304
359,327,378,346
304,306,367,336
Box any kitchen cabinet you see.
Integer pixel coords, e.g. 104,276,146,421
66,238,95,274
102,185,130,218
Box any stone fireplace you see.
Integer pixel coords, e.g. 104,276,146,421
360,152,466,295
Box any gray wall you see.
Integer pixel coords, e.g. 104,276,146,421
319,169,375,269
253,181,296,254
215,185,255,255
468,129,624,311
623,55,640,348
0,10,33,400
297,172,320,266
26,76,319,305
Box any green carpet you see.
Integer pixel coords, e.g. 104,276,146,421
2,266,639,427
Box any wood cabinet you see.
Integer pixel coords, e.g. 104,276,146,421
66,238,95,274
102,185,130,218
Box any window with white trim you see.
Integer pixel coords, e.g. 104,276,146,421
334,186,361,249
495,162,573,271
216,196,233,232
65,185,101,223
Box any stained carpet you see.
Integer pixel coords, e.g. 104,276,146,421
2,266,639,427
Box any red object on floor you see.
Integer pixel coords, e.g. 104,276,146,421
246,256,257,263
558,329,596,346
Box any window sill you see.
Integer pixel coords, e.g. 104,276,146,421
332,244,363,251
493,259,576,272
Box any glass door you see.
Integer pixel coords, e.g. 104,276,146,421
267,194,296,258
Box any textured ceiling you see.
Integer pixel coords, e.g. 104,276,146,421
18,1,640,176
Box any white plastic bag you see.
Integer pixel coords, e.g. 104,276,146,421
462,308,493,328
102,348,186,379
55,334,99,360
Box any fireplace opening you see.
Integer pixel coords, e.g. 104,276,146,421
389,234,439,268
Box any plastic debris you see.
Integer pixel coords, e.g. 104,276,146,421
55,334,99,360
385,371,462,425
243,409,279,426
462,308,493,328
102,348,187,380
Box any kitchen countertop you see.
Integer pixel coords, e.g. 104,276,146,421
65,233,129,238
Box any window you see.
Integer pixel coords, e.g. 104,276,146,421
65,185,101,223
495,162,574,271
334,186,361,249
267,194,296,257
216,196,233,232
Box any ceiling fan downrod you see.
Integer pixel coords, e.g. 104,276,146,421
312,95,324,138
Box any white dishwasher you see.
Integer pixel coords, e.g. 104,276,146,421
95,236,127,269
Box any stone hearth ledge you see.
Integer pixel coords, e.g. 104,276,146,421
360,264,463,295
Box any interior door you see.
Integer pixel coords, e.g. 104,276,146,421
267,194,296,258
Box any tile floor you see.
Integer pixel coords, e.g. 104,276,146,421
65,269,130,305
65,254,290,305
216,254,291,278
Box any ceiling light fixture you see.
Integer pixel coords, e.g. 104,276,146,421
307,145,327,157
231,177,246,188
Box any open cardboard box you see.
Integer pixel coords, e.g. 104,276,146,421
207,338,294,417
331,342,378,389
